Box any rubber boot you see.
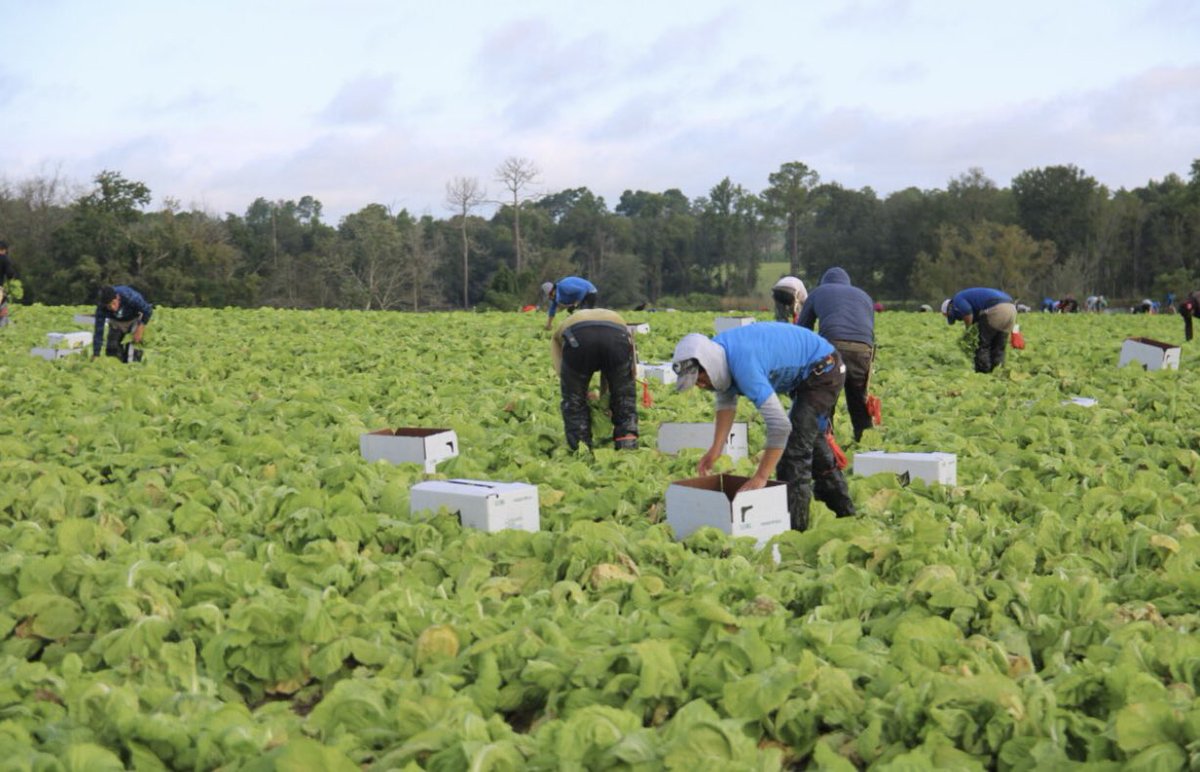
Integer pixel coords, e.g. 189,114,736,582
814,472,856,517
787,482,812,532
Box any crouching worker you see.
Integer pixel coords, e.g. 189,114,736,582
672,323,855,532
771,276,807,323
551,309,638,450
93,285,153,361
942,287,1016,373
1180,290,1200,342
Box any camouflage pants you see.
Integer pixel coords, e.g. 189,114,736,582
775,352,856,531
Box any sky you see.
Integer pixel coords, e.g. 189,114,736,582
2,0,1198,222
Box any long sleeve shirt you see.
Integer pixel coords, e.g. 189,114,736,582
712,322,836,448
946,288,1012,324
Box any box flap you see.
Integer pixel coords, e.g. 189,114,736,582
1125,336,1178,351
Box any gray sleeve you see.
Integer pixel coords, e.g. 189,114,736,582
760,394,792,448
714,389,738,412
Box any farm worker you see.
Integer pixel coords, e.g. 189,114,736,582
0,240,15,328
672,323,855,532
543,276,598,330
770,276,807,323
797,267,876,442
550,308,638,451
1055,295,1079,313
941,287,1017,373
1180,290,1200,341
93,285,153,361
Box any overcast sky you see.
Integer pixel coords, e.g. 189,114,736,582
2,0,1198,221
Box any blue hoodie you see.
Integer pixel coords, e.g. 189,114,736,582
796,267,874,345
548,276,597,319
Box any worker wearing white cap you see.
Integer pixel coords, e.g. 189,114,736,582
543,276,598,330
771,276,807,323
672,322,856,531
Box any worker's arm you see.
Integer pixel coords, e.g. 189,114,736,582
698,407,737,476
739,394,790,492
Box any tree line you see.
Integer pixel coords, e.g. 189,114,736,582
2,158,1199,312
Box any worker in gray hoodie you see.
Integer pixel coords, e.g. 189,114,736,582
797,267,876,441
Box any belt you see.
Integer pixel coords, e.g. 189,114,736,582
561,320,629,348
810,354,837,377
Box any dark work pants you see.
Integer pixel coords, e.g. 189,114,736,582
832,340,874,441
975,304,1015,373
1183,306,1195,342
775,353,856,531
559,323,638,450
105,319,141,361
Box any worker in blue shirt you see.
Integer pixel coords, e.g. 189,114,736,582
542,276,598,330
672,322,856,532
93,285,153,361
942,287,1016,373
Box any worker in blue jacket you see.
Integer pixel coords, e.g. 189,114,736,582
942,287,1016,373
542,276,598,330
672,322,856,531
93,285,153,361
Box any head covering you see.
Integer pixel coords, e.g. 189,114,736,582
819,267,850,286
773,275,807,303
672,333,730,392
541,282,554,296
940,298,951,315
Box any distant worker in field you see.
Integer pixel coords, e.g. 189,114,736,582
542,276,598,330
797,267,876,442
551,308,638,451
942,287,1017,374
1180,290,1200,341
771,276,808,323
672,323,855,532
1085,295,1108,312
0,241,16,328
93,285,153,361
1055,295,1079,313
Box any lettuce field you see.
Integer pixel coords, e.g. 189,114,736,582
1,305,1199,771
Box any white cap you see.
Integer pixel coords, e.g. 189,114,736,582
940,299,951,315
542,282,554,296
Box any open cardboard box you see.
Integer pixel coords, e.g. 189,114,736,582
665,473,788,547
1118,336,1180,371
360,427,458,473
409,478,540,533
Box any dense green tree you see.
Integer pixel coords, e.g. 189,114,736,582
910,222,1055,303
1011,164,1102,261
761,162,820,277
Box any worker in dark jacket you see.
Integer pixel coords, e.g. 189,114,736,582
551,308,638,450
672,323,855,531
798,267,876,441
942,287,1016,373
93,285,153,360
1180,290,1200,341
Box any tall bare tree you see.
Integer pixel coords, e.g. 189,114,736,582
445,176,486,308
495,156,540,274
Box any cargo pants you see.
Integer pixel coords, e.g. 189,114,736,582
775,352,856,531
831,339,875,441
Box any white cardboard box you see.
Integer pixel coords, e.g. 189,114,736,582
715,316,756,334
73,314,96,326
657,421,749,461
626,322,650,334
638,363,677,384
665,473,789,547
30,347,85,361
360,427,459,473
1118,337,1180,371
409,479,540,533
853,451,956,485
47,331,93,349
